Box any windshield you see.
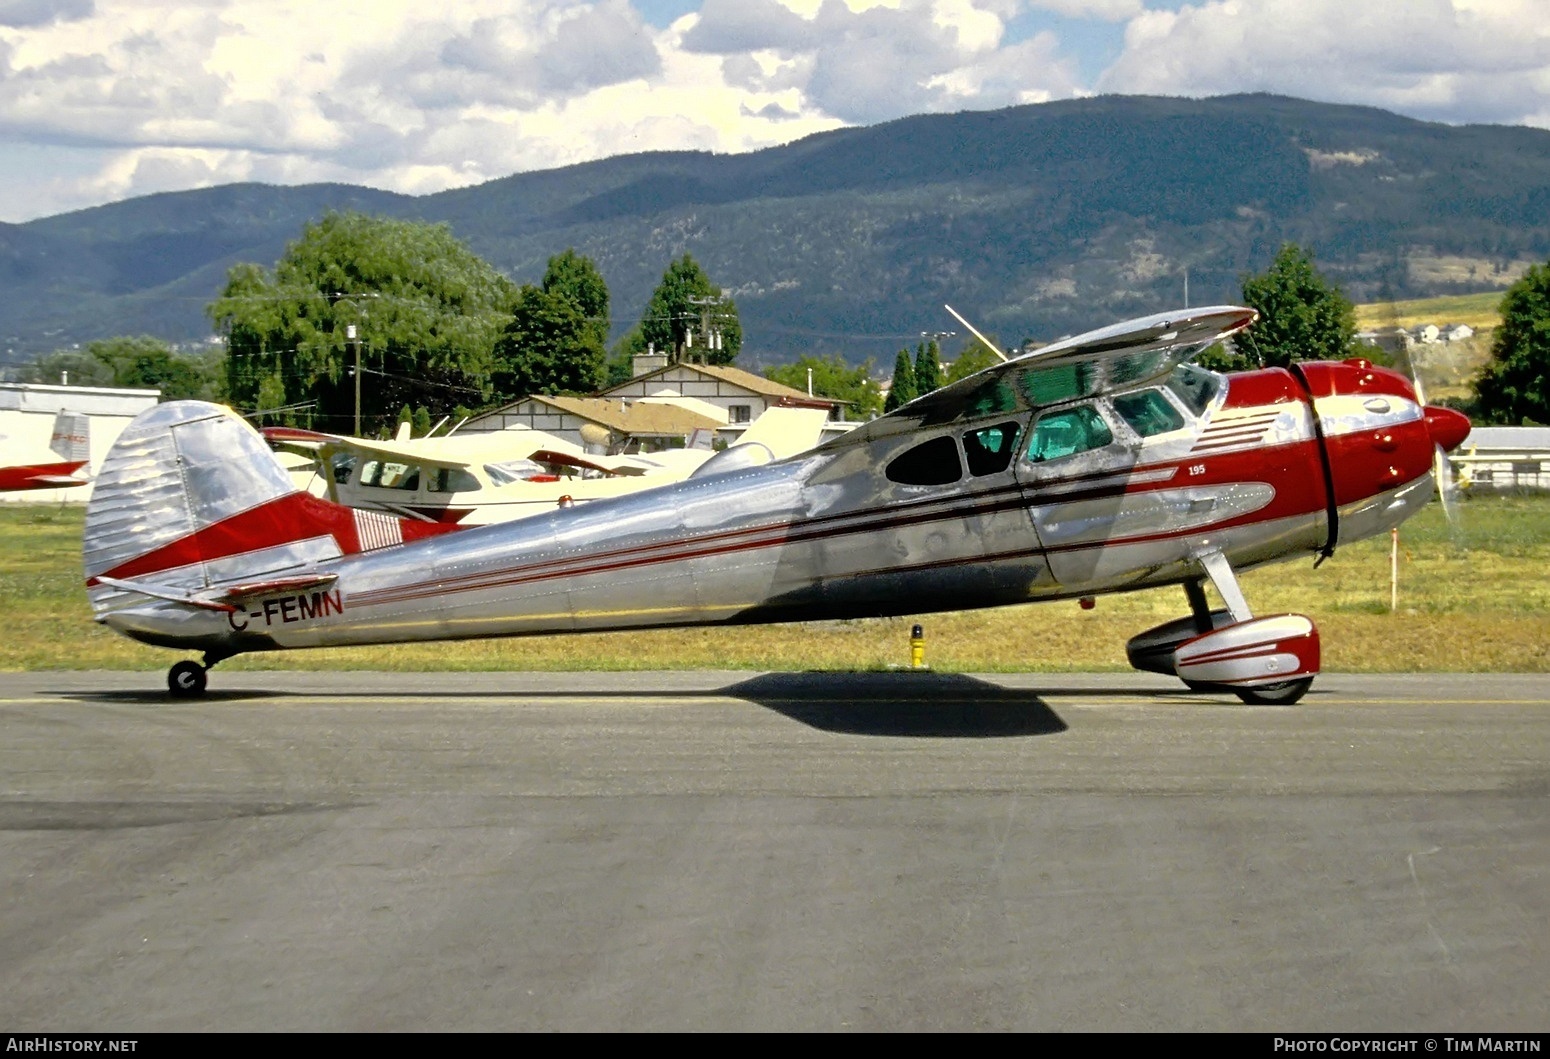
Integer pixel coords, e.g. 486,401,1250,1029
1166,363,1222,416
485,459,548,485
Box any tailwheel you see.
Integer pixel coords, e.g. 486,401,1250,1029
167,660,207,698
1233,677,1313,706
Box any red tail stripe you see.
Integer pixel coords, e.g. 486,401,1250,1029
89,492,457,584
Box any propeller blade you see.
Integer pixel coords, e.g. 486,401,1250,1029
1409,359,1462,532
1434,443,1460,528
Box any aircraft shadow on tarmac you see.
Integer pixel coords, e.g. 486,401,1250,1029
722,671,1068,738
61,672,1069,738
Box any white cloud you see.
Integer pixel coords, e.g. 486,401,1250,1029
1099,0,1550,128
0,0,1546,222
683,0,1081,122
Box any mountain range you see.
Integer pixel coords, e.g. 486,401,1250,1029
4,92,1549,371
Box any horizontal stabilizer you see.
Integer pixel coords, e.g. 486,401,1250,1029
208,573,340,603
92,571,340,612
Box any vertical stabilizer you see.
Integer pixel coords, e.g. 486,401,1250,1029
48,411,89,463
84,401,458,621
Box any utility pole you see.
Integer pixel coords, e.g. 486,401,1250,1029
687,296,719,363
333,291,377,436
349,324,361,436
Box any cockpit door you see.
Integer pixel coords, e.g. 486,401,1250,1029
1015,400,1143,586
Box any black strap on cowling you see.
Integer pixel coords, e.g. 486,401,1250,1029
1288,362,1339,565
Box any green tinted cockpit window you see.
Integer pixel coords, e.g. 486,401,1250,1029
1108,350,1167,386
1112,389,1186,438
1019,362,1100,407
963,421,1020,477
1028,406,1113,462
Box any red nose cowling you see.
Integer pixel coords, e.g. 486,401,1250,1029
1425,405,1471,454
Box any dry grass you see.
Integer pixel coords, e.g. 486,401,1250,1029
1354,291,1503,332
4,493,1547,674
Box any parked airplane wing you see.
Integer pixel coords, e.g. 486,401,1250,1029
262,424,586,471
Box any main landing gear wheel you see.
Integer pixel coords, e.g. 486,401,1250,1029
167,660,207,698
1233,677,1313,706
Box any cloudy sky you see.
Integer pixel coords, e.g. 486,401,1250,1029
1,0,1546,223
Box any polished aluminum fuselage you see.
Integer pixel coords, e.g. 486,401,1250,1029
91,370,1435,659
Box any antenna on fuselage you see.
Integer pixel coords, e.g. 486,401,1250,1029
943,304,1008,362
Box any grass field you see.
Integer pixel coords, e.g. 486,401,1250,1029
4,493,1547,674
1353,293,1502,403
1353,291,1504,332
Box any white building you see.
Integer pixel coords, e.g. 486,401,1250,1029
599,359,849,445
0,383,160,503
1450,426,1550,491
462,358,853,451
460,393,725,452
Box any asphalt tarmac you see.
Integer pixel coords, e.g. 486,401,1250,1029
1,670,1547,1032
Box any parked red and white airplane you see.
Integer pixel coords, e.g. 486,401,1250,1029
83,305,1469,703
0,411,90,491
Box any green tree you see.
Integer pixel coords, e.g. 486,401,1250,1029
207,212,512,434
636,254,742,364
542,248,609,351
884,350,918,412
1237,243,1357,368
945,338,1001,383
492,283,606,400
914,339,943,394
18,336,220,400
765,354,883,420
1474,261,1550,424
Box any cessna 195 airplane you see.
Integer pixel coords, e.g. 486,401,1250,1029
83,305,1469,704
0,410,90,491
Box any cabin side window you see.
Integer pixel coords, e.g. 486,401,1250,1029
1112,389,1186,438
427,467,481,493
963,422,1020,477
886,435,963,486
330,453,356,485
1028,405,1113,462
360,460,421,490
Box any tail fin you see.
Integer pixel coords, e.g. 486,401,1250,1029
84,401,457,619
48,411,89,463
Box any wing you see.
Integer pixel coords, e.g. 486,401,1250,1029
839,305,1258,445
313,428,589,472
315,435,483,471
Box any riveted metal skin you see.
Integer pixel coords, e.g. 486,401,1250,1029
82,307,1468,699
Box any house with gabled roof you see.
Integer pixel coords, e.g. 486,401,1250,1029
459,354,856,452
599,356,848,444
459,392,724,453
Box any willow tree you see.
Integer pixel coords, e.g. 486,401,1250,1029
208,212,513,433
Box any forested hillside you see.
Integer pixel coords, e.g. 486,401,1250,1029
5,93,1549,368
